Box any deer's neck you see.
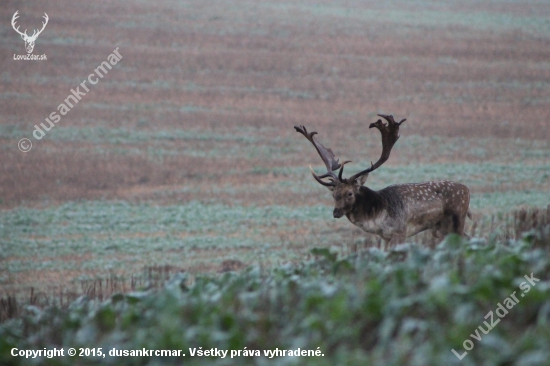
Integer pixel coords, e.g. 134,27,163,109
347,186,386,222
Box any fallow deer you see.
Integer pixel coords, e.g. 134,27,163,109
295,114,471,247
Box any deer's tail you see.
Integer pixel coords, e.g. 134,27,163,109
467,209,473,220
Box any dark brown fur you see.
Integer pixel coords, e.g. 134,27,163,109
295,116,471,247
331,180,471,246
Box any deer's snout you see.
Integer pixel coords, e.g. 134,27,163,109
333,208,344,218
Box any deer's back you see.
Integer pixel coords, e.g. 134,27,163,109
377,181,469,237
386,180,470,216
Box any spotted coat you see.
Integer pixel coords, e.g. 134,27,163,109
333,180,471,246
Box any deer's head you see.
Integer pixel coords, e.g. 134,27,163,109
295,114,406,218
327,173,368,218
12,11,49,54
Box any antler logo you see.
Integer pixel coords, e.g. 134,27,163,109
11,11,49,54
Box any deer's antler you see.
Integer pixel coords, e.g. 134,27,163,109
294,125,346,187
11,11,48,41
11,11,27,38
295,114,405,186
347,114,406,182
30,13,49,40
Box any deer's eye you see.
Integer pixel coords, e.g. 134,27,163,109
347,192,353,197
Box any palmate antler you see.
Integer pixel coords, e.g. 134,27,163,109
295,114,406,186
293,125,350,187
347,114,406,182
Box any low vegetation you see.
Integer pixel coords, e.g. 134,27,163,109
1,222,549,365
1,207,549,365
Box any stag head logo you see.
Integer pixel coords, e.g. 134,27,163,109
11,11,49,54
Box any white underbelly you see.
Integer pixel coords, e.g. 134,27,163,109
352,212,394,237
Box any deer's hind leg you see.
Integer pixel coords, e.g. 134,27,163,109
437,211,458,238
455,213,467,236
444,210,467,237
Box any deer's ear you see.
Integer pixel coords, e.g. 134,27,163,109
356,174,368,187
326,185,335,192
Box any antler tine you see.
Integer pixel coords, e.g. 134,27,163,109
347,114,406,182
11,11,19,27
295,125,342,186
377,113,407,126
316,172,336,179
309,166,336,187
338,160,352,182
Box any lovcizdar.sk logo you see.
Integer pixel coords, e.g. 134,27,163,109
12,10,48,60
